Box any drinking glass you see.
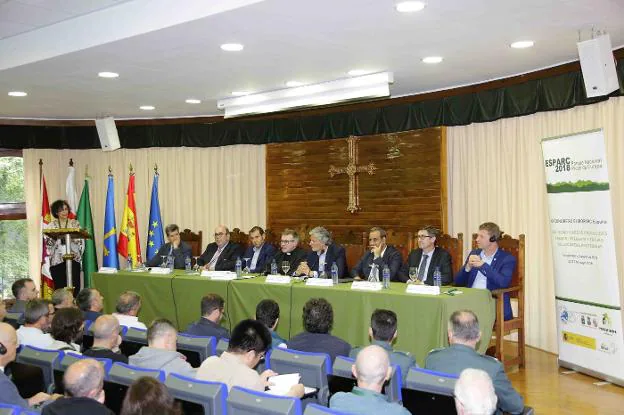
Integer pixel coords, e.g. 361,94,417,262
281,261,291,275
409,266,419,283
192,256,201,272
243,257,251,273
160,255,168,268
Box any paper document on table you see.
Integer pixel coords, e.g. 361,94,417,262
201,270,237,280
351,281,382,291
267,373,301,395
266,275,292,284
149,267,171,274
306,278,334,287
405,284,440,295
98,267,117,274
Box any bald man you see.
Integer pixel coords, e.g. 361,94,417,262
0,322,58,408
329,345,410,414
455,368,497,415
42,359,113,415
197,225,244,271
83,315,128,363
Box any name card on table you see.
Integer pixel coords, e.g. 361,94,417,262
149,267,172,275
306,278,334,287
266,275,292,284
98,267,117,274
405,284,440,295
351,281,382,291
201,271,237,280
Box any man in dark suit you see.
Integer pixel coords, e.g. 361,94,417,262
454,222,516,320
269,229,307,275
242,226,276,273
145,224,192,269
351,227,403,281
185,294,229,340
296,226,347,278
197,225,244,271
399,226,452,285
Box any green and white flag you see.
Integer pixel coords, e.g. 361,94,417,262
77,176,97,287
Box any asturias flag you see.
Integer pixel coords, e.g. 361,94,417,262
118,171,141,266
76,176,97,287
102,173,119,269
146,172,164,261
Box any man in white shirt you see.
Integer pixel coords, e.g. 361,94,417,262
112,291,146,330
16,299,54,348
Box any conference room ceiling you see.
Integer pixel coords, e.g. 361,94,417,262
0,0,623,119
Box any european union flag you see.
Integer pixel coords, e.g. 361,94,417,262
103,173,119,268
146,172,164,261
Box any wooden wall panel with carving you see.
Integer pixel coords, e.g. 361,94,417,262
267,127,445,238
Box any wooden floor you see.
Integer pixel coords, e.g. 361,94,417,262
505,344,624,414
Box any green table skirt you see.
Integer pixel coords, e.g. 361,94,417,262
92,272,494,365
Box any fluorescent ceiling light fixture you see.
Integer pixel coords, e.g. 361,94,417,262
395,1,426,13
98,71,119,78
185,99,201,104
348,69,375,76
139,105,155,110
218,71,394,118
286,80,305,87
231,91,251,96
221,43,244,51
8,91,27,97
510,40,534,49
422,56,443,64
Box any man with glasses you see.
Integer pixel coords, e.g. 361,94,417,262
268,229,307,275
145,224,192,269
197,225,244,271
399,225,452,285
351,227,403,281
16,299,54,348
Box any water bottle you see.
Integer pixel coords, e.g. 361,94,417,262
126,255,133,271
270,259,278,275
331,262,339,285
433,266,442,288
235,257,242,279
185,256,192,273
167,254,174,271
382,264,391,289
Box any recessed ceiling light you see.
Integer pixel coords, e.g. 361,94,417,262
221,43,244,52
8,91,27,97
185,99,201,104
231,91,251,96
139,105,155,110
286,81,305,87
98,71,119,78
395,1,426,13
348,69,374,76
422,56,443,64
510,40,534,49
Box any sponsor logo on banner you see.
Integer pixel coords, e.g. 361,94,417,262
562,330,596,350
599,342,618,355
599,312,618,336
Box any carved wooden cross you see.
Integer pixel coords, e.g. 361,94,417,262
329,135,377,213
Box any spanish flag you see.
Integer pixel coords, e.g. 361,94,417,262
40,175,54,299
118,170,142,266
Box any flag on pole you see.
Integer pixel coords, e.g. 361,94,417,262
118,168,141,266
102,172,119,269
40,174,54,299
65,162,77,219
76,175,97,287
146,171,164,261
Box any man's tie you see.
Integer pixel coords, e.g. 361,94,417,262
417,254,429,281
208,246,224,269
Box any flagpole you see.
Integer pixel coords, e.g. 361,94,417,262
39,159,43,298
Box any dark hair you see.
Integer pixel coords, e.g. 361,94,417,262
11,278,33,299
419,225,441,239
116,291,142,314
51,307,84,344
76,288,95,312
228,319,271,354
449,310,480,342
165,224,179,236
370,309,397,341
249,226,265,235
24,299,51,325
147,318,176,343
50,199,71,219
201,294,224,317
121,376,181,415
281,228,299,240
303,298,333,334
256,299,280,328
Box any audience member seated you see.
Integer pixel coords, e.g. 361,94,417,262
76,288,105,322
454,222,516,320
454,368,498,415
185,294,229,340
243,226,276,273
329,345,409,414
197,319,304,397
52,288,75,310
399,225,453,285
9,278,38,313
42,359,113,415
129,318,196,377
145,223,192,270
49,307,84,353
120,376,182,415
350,309,415,380
425,310,524,414
288,298,350,363
270,228,307,275
351,227,403,282
16,299,54,348
296,226,348,278
83,315,128,363
197,225,244,271
0,322,59,408
255,299,287,349
112,291,147,330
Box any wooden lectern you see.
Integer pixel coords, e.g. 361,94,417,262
43,228,92,289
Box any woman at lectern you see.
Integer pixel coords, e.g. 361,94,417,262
46,199,84,295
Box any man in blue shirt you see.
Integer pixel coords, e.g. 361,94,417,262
242,226,276,273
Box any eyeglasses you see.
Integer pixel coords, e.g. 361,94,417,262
280,240,295,244
214,232,226,237
417,235,433,239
